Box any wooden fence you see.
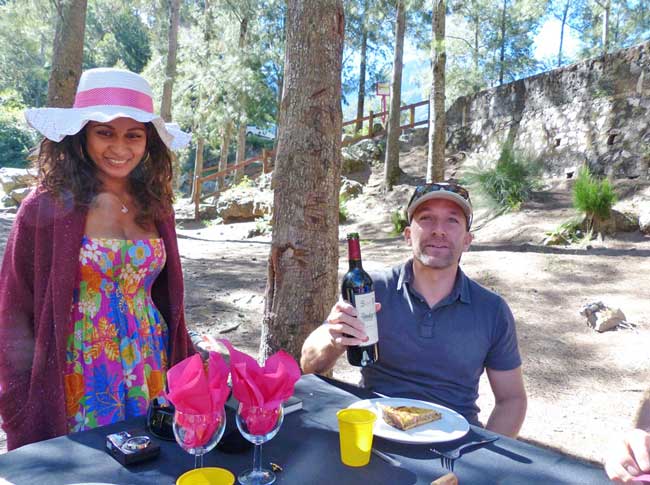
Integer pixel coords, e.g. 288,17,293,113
192,99,429,219
341,99,429,146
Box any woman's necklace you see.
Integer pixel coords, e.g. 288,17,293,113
104,192,129,214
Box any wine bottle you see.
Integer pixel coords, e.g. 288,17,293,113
341,233,379,367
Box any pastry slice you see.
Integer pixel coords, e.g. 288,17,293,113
379,404,442,431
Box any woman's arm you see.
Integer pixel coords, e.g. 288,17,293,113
0,208,36,446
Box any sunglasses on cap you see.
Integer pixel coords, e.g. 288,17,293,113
407,182,473,229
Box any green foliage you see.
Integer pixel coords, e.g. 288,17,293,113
343,123,378,138
0,0,52,106
249,213,272,238
234,175,254,189
572,166,617,226
339,194,350,223
390,209,408,236
573,0,650,58
464,144,541,211
246,135,274,150
341,0,392,106
0,91,36,168
543,219,591,246
84,1,152,72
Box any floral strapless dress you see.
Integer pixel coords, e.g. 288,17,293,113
64,237,169,433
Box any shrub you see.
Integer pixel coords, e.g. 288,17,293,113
248,213,272,237
390,209,408,235
543,219,591,246
572,166,617,230
339,194,349,222
0,90,35,168
234,175,254,189
463,144,541,211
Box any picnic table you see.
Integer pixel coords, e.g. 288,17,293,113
0,374,609,484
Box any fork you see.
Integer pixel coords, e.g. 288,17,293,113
430,436,499,470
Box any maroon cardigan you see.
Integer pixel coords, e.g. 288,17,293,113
0,188,194,450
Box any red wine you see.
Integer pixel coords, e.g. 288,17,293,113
342,233,379,367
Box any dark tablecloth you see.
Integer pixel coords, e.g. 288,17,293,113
0,374,609,484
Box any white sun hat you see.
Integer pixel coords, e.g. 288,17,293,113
25,67,191,150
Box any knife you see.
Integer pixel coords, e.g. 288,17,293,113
372,448,401,467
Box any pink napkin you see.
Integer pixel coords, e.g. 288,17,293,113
166,352,230,447
220,339,301,435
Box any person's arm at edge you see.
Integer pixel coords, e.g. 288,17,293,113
605,390,650,482
636,390,650,430
484,366,527,438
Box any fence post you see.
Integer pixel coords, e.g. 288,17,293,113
368,111,374,137
410,105,415,127
193,174,202,220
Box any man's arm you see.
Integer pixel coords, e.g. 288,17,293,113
300,300,378,375
300,324,347,374
484,366,527,438
605,390,650,482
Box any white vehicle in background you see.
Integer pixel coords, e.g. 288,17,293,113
246,125,276,139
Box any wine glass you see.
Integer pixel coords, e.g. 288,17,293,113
173,407,226,469
236,403,284,485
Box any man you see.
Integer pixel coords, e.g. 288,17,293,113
605,390,650,482
301,181,527,437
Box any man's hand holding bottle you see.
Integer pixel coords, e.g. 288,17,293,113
325,299,382,348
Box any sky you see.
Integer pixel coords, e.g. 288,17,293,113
533,17,581,62
342,17,584,120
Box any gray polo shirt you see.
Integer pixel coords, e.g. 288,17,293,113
361,260,521,425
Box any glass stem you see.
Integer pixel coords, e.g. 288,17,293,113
253,443,262,473
195,452,203,469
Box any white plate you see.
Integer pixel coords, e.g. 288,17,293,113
348,397,469,444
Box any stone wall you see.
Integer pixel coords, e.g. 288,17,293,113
446,41,650,179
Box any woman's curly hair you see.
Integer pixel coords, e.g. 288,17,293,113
33,123,175,227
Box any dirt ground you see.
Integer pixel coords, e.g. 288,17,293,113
0,146,649,468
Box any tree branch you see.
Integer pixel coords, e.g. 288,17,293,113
446,34,476,51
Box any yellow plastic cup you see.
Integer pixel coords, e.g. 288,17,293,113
336,408,377,467
176,467,235,485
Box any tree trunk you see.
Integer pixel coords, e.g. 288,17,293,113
355,27,368,133
498,0,507,86
601,0,610,53
192,137,205,220
260,0,344,362
47,0,87,107
427,0,446,183
234,125,247,183
218,121,233,190
274,72,283,153
160,0,180,122
383,0,406,192
557,0,570,67
234,16,249,183
473,11,479,72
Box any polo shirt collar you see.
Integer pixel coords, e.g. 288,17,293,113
397,259,472,305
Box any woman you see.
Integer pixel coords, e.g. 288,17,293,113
0,68,195,450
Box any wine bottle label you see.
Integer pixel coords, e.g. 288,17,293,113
354,292,378,345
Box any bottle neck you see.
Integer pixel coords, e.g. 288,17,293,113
347,238,363,270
